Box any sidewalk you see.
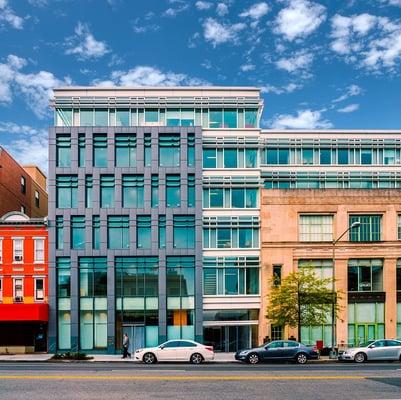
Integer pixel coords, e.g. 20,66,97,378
0,352,335,363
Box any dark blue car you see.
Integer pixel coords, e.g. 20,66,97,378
235,340,319,364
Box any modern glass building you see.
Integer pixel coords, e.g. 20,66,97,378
48,87,401,353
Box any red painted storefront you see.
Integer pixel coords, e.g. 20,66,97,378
0,212,48,352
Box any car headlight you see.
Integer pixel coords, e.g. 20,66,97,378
239,351,249,355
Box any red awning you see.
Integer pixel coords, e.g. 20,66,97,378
0,304,48,322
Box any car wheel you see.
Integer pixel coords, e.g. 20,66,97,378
143,352,157,364
295,353,308,364
190,353,204,364
354,352,367,363
247,353,260,365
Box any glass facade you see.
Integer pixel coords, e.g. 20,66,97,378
349,215,381,242
122,175,144,208
203,188,258,208
116,135,136,167
108,216,130,249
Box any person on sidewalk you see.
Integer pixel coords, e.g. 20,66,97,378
122,333,131,359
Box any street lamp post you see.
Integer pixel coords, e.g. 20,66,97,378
329,221,361,359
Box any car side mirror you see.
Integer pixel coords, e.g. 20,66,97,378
264,346,270,350
369,345,375,349
160,345,165,350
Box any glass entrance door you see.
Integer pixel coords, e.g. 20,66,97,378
122,325,145,353
203,325,254,352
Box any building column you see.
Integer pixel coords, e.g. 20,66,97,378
335,258,348,349
384,258,397,339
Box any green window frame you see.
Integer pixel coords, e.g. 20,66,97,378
115,135,136,167
173,215,195,249
122,175,144,208
71,216,86,250
56,135,71,167
107,216,130,249
100,175,115,208
349,215,381,242
56,175,78,209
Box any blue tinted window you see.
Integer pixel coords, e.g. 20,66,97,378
338,149,349,164
320,149,331,164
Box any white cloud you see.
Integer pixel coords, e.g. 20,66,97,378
0,54,70,118
275,51,313,72
239,2,269,20
0,124,48,175
337,103,359,113
274,0,326,41
203,18,246,46
260,82,301,94
163,4,189,17
240,63,255,72
216,3,228,16
65,22,110,60
0,0,24,29
330,13,401,71
27,0,48,6
93,65,209,87
270,109,332,129
332,84,362,103
382,0,401,5
195,1,212,10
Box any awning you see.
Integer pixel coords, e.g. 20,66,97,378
0,304,48,322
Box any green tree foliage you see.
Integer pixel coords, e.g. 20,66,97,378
266,266,341,342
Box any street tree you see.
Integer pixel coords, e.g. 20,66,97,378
266,266,341,343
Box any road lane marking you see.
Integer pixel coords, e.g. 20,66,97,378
0,375,367,381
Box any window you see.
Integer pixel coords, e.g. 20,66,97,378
13,278,23,301
34,238,45,263
78,134,86,167
273,265,282,286
93,134,108,167
299,215,333,242
34,278,44,301
71,216,86,250
181,109,194,126
348,259,383,292
21,205,26,214
108,216,130,249
159,135,180,167
361,149,372,165
166,175,181,207
85,175,93,208
320,149,331,165
245,149,258,167
224,149,237,168
79,257,107,297
203,257,259,296
116,109,130,126
349,215,381,242
399,215,401,240
56,135,71,167
80,109,93,126
137,215,151,249
397,260,401,291
122,175,144,208
271,326,283,341
144,133,151,167
223,110,237,128
232,188,258,208
94,109,108,126
187,133,195,167
100,175,115,208
266,149,289,164
57,257,71,298
384,149,396,165
21,176,26,194
35,190,40,208
56,216,64,250
159,216,166,249
173,215,195,249
151,175,159,207
115,135,136,167
209,109,223,128
302,149,314,165
244,109,257,128
13,238,23,263
145,109,159,123
56,108,72,127
93,216,100,250
0,238,2,263
338,149,349,164
203,149,216,168
56,175,78,208
167,109,180,126
187,174,195,208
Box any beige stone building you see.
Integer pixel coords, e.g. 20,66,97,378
260,189,401,350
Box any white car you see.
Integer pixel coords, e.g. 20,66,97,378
134,339,215,364
339,339,401,363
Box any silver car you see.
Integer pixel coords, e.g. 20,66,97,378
339,339,401,363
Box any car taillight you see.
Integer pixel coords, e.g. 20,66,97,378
205,346,214,352
312,346,318,352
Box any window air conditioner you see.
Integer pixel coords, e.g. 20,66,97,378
14,296,23,303
14,255,23,262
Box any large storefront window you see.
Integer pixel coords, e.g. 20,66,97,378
348,303,385,346
348,259,383,292
167,257,195,340
79,257,107,350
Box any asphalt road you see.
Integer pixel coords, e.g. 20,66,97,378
0,362,401,400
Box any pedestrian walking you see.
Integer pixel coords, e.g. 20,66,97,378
122,333,131,359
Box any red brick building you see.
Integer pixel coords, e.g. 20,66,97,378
0,211,48,353
0,146,48,218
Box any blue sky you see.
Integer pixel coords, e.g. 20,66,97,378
1,0,401,174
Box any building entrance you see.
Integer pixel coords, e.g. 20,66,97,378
122,325,145,353
203,325,256,352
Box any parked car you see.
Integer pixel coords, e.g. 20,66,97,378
134,339,215,364
338,339,401,363
235,340,319,364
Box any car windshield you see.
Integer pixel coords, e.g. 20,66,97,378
359,340,375,347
